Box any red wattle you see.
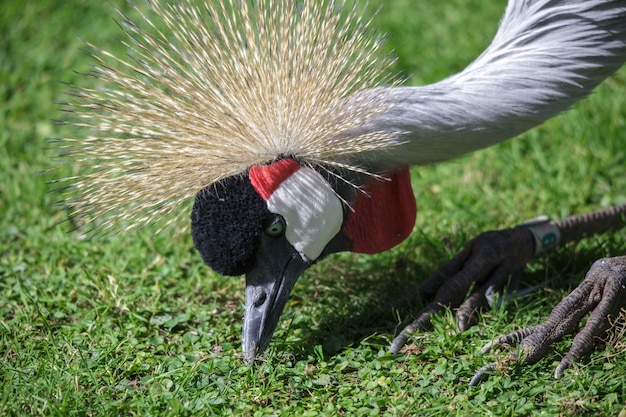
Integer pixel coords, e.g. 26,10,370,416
249,158,301,201
343,168,416,254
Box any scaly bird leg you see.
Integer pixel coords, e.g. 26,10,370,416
390,204,626,381
471,257,626,385
390,227,535,353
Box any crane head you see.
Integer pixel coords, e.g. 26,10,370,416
191,157,416,360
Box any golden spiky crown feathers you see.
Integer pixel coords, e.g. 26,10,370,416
57,0,402,234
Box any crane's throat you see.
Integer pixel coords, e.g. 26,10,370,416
342,168,416,254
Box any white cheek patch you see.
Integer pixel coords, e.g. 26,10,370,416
266,166,343,261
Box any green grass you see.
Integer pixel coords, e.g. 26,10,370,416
2,0,626,415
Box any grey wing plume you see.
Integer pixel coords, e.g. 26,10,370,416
356,0,626,169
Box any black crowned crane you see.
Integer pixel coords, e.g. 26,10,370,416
57,0,626,382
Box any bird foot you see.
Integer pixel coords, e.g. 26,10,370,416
391,224,626,384
391,226,535,353
471,256,626,384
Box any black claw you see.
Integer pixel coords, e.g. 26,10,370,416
389,333,409,354
480,340,496,354
456,313,475,332
554,358,571,378
470,362,496,386
390,333,409,354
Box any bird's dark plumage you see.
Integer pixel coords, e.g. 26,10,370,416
191,174,270,276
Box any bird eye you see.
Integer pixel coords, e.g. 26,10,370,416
264,217,285,237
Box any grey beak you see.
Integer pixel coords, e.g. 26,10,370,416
242,237,309,362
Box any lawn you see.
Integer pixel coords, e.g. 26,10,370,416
2,0,626,415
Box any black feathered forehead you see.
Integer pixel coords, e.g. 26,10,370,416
190,173,271,276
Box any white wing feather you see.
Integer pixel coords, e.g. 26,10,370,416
357,0,626,168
